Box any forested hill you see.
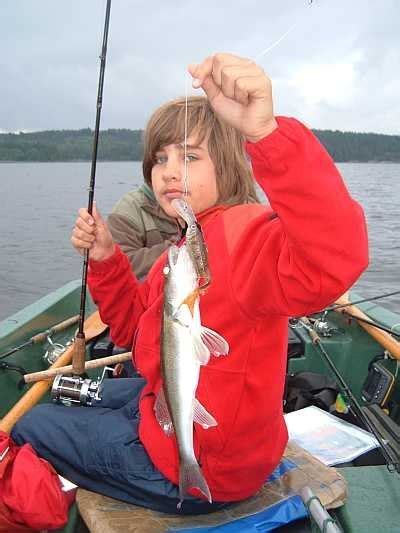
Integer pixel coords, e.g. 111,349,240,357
0,127,399,163
313,129,400,162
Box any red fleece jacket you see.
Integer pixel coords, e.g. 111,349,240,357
88,117,368,502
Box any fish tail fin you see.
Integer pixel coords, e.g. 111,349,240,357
178,462,212,509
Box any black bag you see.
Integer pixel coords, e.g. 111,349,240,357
284,371,339,413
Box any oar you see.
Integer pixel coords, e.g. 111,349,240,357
0,315,80,361
0,311,107,435
23,351,131,383
334,292,400,360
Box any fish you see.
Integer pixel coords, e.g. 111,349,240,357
154,244,229,508
171,198,211,290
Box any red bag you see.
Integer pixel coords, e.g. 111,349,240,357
0,431,69,531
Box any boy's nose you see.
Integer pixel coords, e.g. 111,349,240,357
163,159,182,182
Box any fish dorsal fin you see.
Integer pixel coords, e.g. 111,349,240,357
200,327,229,357
193,397,217,429
154,388,174,436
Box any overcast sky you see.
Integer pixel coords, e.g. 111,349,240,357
1,0,399,134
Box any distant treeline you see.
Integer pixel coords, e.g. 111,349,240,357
0,127,399,163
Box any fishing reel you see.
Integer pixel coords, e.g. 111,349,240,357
43,335,72,365
289,316,339,337
51,366,112,407
312,318,334,337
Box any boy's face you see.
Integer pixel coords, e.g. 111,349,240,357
151,135,218,218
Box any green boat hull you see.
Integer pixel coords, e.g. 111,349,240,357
1,282,399,532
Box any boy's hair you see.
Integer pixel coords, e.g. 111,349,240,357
142,96,259,205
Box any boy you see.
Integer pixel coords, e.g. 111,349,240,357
13,53,368,513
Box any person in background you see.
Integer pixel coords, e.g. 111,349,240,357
108,182,180,280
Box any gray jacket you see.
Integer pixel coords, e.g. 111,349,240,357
108,185,180,280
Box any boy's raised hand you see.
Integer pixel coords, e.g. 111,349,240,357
189,53,277,142
71,202,115,262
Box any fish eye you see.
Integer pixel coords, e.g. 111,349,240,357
163,266,170,276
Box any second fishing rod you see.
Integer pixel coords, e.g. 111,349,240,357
300,316,400,474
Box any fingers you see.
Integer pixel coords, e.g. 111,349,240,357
189,53,249,86
92,201,105,225
71,207,96,253
189,53,268,101
71,204,116,261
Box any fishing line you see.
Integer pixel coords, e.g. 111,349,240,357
255,22,300,60
181,0,316,173
255,0,315,60
181,0,316,201
183,73,189,198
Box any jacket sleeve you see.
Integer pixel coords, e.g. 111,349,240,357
230,116,369,318
108,211,170,280
87,245,150,347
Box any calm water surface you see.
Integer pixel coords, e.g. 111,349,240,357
0,161,399,320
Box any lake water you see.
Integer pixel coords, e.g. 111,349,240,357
0,161,399,320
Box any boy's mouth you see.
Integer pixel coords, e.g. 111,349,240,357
163,188,189,199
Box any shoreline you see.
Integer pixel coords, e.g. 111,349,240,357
1,159,400,164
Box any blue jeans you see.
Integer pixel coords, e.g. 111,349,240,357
12,378,229,514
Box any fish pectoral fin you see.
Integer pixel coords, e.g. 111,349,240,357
178,462,212,508
154,388,174,436
192,334,210,365
193,397,217,429
200,326,229,357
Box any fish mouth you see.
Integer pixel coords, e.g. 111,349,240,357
171,198,196,225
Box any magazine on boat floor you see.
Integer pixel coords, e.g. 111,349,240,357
284,405,379,466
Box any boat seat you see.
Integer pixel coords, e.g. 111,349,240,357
76,442,347,533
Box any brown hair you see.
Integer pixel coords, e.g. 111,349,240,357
142,96,259,205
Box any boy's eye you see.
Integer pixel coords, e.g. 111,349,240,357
154,155,167,164
185,154,198,162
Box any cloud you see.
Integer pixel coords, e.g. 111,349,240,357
289,57,360,107
0,0,399,134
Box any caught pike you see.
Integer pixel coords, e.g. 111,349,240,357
155,244,229,507
171,198,211,290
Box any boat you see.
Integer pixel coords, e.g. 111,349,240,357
1,280,400,532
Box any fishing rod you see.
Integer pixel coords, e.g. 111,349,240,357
299,317,400,473
324,292,400,360
0,315,79,362
326,290,400,312
73,0,112,375
337,312,400,337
